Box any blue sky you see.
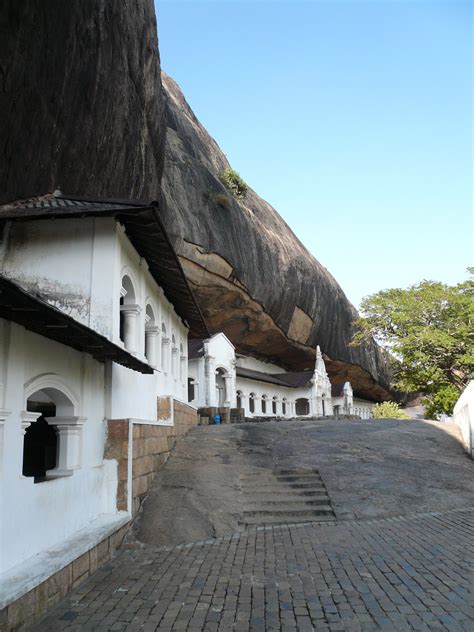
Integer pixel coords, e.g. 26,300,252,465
155,0,472,308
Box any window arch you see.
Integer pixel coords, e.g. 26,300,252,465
282,398,287,416
272,396,278,415
236,390,243,409
144,303,158,365
23,381,82,482
261,395,268,414
120,274,138,352
295,398,310,416
249,393,256,414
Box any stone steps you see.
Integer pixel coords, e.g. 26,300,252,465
240,468,335,527
244,499,330,509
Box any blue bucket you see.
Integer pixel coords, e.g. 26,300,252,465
212,415,221,425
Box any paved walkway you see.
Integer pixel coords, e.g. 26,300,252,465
31,507,474,631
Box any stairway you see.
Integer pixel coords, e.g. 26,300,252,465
240,468,335,526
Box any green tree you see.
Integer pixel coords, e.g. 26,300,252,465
352,274,474,418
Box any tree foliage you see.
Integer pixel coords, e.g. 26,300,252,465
352,275,474,418
373,401,410,419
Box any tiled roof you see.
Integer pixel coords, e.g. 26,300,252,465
236,367,313,389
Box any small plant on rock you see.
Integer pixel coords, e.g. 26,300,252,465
219,167,248,199
212,193,231,209
373,401,410,420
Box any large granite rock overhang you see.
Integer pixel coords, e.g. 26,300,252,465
0,1,391,402
160,73,391,402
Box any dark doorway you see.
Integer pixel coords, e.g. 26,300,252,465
188,378,195,402
23,414,57,482
295,398,309,416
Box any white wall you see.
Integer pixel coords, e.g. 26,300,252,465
0,320,117,573
353,399,375,419
0,217,189,423
452,380,474,458
236,355,286,374
0,218,116,339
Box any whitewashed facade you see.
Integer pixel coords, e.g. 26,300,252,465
188,333,375,419
0,196,205,580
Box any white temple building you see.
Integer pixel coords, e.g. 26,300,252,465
0,193,208,627
188,333,376,419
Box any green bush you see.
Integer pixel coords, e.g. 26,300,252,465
219,167,248,199
373,401,410,419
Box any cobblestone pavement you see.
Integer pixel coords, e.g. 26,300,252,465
31,507,474,632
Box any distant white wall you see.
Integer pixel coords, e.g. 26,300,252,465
0,320,117,574
452,380,474,459
235,355,285,374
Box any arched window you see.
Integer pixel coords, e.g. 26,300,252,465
120,275,138,352
249,393,256,414
144,304,158,365
236,390,243,409
261,395,268,414
272,397,277,415
23,384,80,482
188,378,196,402
295,398,310,416
282,398,287,416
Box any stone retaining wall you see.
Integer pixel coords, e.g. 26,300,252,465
105,397,199,516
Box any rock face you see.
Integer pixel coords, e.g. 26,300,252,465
0,0,165,204
0,2,390,400
161,73,391,401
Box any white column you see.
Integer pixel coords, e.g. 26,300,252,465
145,326,159,366
180,354,187,385
0,409,11,476
121,304,141,353
20,411,41,435
19,411,42,478
162,337,170,374
223,375,232,407
45,416,85,477
240,394,248,415
172,348,179,381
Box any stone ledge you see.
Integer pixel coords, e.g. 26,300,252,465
0,512,130,611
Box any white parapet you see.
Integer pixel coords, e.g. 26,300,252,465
452,379,474,459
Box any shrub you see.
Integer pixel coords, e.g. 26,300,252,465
212,193,230,209
373,401,410,419
219,167,248,199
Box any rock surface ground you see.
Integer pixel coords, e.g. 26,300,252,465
30,419,474,631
